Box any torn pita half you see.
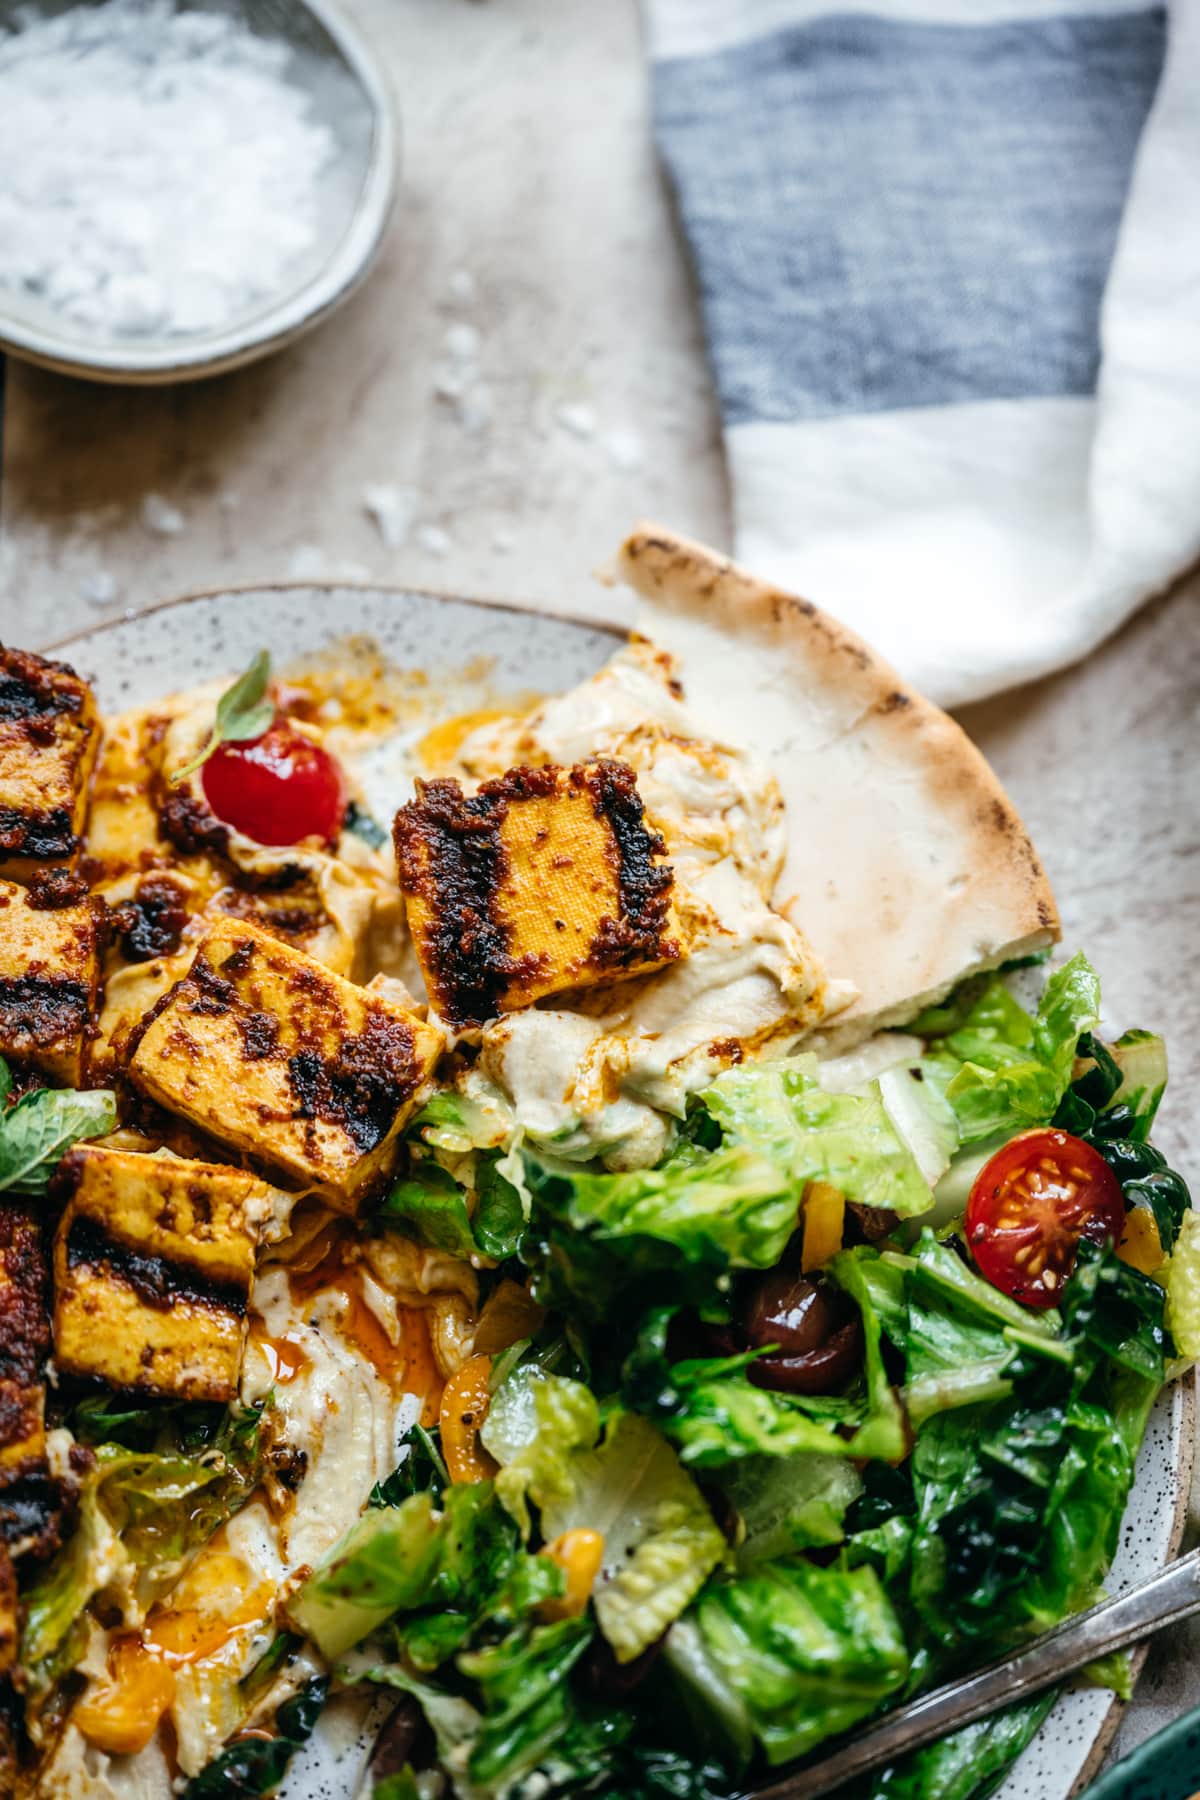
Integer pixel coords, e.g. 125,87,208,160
612,524,1059,1049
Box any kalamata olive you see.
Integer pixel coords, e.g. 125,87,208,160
739,1268,842,1355
748,1315,864,1395
369,1697,425,1778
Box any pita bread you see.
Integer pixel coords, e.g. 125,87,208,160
613,525,1059,1048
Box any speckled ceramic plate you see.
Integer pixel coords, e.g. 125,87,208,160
49,583,1197,1800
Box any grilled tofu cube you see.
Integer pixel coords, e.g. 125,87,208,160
128,918,443,1208
0,878,102,1084
0,647,99,879
394,759,685,1028
52,1146,264,1401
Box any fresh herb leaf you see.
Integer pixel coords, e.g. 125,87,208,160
182,1674,328,1797
343,798,388,849
169,648,274,785
370,1423,449,1508
379,1152,525,1264
0,1078,117,1194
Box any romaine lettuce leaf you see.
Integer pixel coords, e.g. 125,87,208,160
698,1059,933,1218
481,1368,726,1664
721,1454,862,1568
480,1369,600,1539
934,952,1100,1144
1108,1031,1168,1138
861,1691,1058,1800
537,1410,728,1663
668,1558,908,1767
379,1153,525,1264
1162,1208,1200,1363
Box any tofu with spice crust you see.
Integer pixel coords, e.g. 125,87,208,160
51,1145,266,1402
0,877,102,1085
0,646,99,880
394,759,686,1029
128,917,443,1208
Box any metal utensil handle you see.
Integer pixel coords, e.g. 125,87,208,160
749,1546,1200,1800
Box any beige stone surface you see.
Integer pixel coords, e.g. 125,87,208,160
0,0,1196,1778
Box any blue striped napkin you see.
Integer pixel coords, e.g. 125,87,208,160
646,0,1196,704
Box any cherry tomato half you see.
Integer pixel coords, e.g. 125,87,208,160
201,719,346,847
966,1128,1125,1309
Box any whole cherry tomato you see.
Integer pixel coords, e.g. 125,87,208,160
201,719,346,847
966,1127,1125,1308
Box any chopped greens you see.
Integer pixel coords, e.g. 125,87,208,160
27,947,1191,1800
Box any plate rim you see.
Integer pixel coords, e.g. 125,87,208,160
42,583,1198,1797
42,577,626,657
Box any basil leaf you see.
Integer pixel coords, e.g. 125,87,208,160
0,1086,117,1194
343,799,388,849
169,648,273,785
182,1674,328,1797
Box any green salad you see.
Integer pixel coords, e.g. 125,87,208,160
252,951,1196,1800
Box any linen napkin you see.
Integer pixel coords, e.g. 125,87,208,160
645,0,1198,705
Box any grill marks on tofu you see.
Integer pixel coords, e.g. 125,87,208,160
394,758,685,1029
51,1146,262,1402
0,879,103,1085
128,919,443,1207
0,647,99,878
0,1200,57,1562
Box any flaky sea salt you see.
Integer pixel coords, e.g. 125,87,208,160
0,0,335,338
140,493,186,536
556,402,597,440
363,483,417,550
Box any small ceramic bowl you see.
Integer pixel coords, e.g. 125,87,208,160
0,0,397,384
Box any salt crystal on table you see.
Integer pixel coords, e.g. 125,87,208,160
80,571,120,607
363,484,417,549
444,323,481,362
448,270,476,305
417,524,451,557
605,428,645,472
556,403,597,440
140,493,186,536
288,543,328,581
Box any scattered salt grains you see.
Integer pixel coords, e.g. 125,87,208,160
492,528,515,553
0,0,335,338
448,269,476,305
605,427,646,472
443,322,481,362
287,543,329,581
79,570,120,608
417,524,451,558
556,402,597,440
139,493,186,536
362,483,417,550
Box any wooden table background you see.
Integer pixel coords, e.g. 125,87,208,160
0,0,1196,1776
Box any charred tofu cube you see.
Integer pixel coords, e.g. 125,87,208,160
0,879,102,1084
394,759,685,1029
128,918,443,1208
0,647,99,879
52,1146,264,1401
